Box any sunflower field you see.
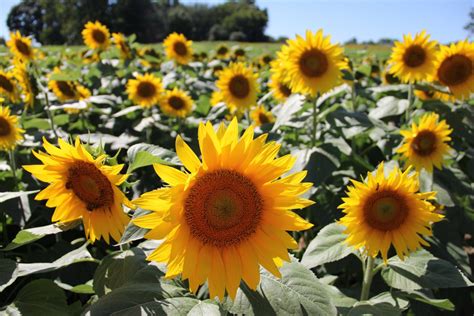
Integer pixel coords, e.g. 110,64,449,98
0,22,473,316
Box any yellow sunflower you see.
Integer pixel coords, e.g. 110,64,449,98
414,89,455,103
7,31,34,61
112,32,132,60
163,33,193,65
398,112,452,173
216,45,230,59
132,118,314,300
432,40,474,100
233,47,246,60
23,137,133,244
284,29,346,97
259,54,273,67
268,73,292,103
14,60,36,108
339,163,443,262
250,105,275,126
381,69,401,85
215,62,259,112
210,91,223,106
126,73,164,108
388,31,438,83
0,106,24,151
82,21,110,50
63,86,92,114
0,70,19,103
159,88,193,118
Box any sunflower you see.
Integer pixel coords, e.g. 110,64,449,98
210,91,223,106
112,32,132,60
63,86,92,114
284,29,346,97
0,70,19,103
126,73,164,108
160,88,193,118
215,62,259,112
414,89,455,103
397,112,452,173
339,163,443,262
82,21,110,50
23,137,133,244
7,31,34,61
432,40,474,100
216,45,230,59
250,105,275,126
14,61,36,108
381,69,401,85
132,119,313,300
259,54,273,67
163,33,193,65
388,31,438,83
0,106,24,151
268,73,292,103
233,47,246,59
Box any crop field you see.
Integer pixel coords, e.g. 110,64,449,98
0,25,473,316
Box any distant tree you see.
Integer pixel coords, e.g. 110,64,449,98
168,6,193,37
6,0,43,42
345,37,358,45
377,38,395,45
465,8,474,38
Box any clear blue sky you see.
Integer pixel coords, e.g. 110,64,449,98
0,0,471,44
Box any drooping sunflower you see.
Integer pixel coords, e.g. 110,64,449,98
215,62,259,112
339,163,443,262
0,70,19,103
7,31,34,61
112,32,132,60
82,21,110,51
414,89,455,103
388,31,438,83
284,29,346,97
163,33,193,65
132,119,314,300
159,88,193,118
14,60,36,108
250,105,275,126
126,73,164,108
397,112,452,173
0,106,24,151
432,40,474,100
23,137,133,244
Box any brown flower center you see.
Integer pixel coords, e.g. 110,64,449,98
258,112,270,125
66,161,114,211
384,72,400,84
229,75,250,99
92,29,107,44
184,169,263,247
299,49,329,78
168,96,185,110
217,46,228,56
0,74,14,92
279,83,292,97
173,41,188,56
403,45,426,68
411,130,437,156
364,190,409,231
137,81,157,98
234,49,245,57
262,55,272,64
437,54,472,86
0,117,11,136
15,39,31,56
56,81,77,98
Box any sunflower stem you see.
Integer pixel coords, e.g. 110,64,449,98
311,96,319,147
8,150,26,223
405,84,414,122
43,91,59,141
360,255,375,301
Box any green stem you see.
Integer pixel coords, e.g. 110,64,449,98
1,210,7,247
360,255,375,301
351,81,357,111
405,84,414,122
311,97,319,147
9,150,26,223
44,91,59,140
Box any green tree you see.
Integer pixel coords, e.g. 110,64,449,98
6,0,44,42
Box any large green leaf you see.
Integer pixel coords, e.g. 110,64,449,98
117,208,151,245
369,96,409,119
108,297,201,316
187,300,224,316
393,290,454,311
381,249,474,291
127,143,179,172
301,223,354,269
347,292,409,316
0,259,18,292
226,261,337,315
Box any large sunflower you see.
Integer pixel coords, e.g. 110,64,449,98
126,73,164,108
284,29,346,97
112,32,132,60
397,112,452,173
339,163,443,262
388,31,437,83
82,21,110,50
7,31,34,61
163,33,193,65
432,40,474,100
250,105,275,126
23,137,133,244
159,88,193,118
0,106,24,151
132,119,314,300
215,62,259,112
0,70,19,103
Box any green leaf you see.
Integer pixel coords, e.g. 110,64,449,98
196,95,211,115
4,279,69,316
188,300,224,316
226,261,337,315
381,249,474,291
271,94,306,131
369,96,409,119
105,297,201,316
347,292,409,316
394,290,454,311
23,118,51,130
53,114,70,126
49,70,82,81
0,259,18,292
0,190,39,203
301,223,354,269
118,208,151,245
127,143,179,173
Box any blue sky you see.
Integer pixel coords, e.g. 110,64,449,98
0,0,471,43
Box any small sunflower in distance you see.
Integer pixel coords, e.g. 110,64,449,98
132,119,314,300
388,31,438,83
216,45,230,59
163,33,193,65
23,137,133,244
82,21,110,50
398,112,452,173
339,163,443,262
284,29,346,97
432,40,474,100
268,73,292,103
7,31,34,61
112,33,132,60
216,62,259,112
0,106,24,151
0,70,19,103
126,73,164,108
13,61,36,108
250,105,275,126
414,89,455,103
159,88,193,118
